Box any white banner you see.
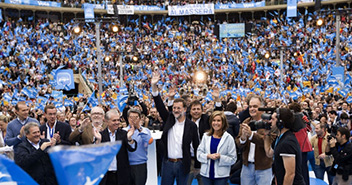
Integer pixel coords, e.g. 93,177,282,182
168,3,214,16
117,5,134,15
107,5,114,15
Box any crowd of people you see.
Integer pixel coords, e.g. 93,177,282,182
0,1,352,185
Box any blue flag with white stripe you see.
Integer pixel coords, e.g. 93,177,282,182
48,142,121,185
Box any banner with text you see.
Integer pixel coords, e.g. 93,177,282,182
168,3,214,16
134,5,165,11
4,0,61,7
84,3,95,22
287,0,297,17
106,5,114,14
117,5,134,15
215,1,265,9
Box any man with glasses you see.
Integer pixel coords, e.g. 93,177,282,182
69,106,106,145
39,104,72,145
123,108,153,185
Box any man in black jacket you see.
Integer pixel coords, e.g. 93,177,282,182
98,109,137,185
15,122,58,185
326,127,352,185
151,71,200,185
40,104,72,145
186,100,210,185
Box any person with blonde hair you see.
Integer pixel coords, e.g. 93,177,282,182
0,115,13,159
197,111,237,185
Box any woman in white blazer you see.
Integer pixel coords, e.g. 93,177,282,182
197,111,237,185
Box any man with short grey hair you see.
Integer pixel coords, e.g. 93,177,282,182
99,109,137,185
15,122,58,185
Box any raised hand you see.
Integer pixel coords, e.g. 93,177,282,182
81,117,91,129
50,138,57,147
53,132,61,144
19,126,25,138
211,85,220,101
93,127,102,144
40,131,46,139
168,86,177,100
40,142,52,151
151,71,160,87
127,124,135,142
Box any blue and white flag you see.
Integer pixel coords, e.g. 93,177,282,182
332,66,344,85
55,69,75,90
84,3,95,22
116,95,128,112
287,0,297,18
0,155,38,185
48,142,121,185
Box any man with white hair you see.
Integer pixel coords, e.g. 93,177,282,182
69,106,106,145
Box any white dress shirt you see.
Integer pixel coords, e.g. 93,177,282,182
108,129,118,171
168,118,185,159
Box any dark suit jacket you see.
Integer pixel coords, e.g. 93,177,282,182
100,128,137,185
225,112,241,138
187,114,210,140
14,139,58,185
40,121,72,145
154,94,200,174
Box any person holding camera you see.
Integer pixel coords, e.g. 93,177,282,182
264,108,305,185
310,122,334,184
326,127,352,185
235,95,273,185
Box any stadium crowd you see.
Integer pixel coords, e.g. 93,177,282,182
0,2,352,185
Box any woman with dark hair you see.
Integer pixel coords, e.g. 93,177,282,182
197,111,237,185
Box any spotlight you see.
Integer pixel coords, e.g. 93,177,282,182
104,56,111,62
264,52,270,59
316,18,323,26
73,25,82,35
132,56,138,62
194,71,207,83
110,24,119,33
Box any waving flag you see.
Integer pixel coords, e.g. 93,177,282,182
48,142,121,185
0,155,38,185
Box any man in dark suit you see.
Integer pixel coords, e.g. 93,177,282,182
186,100,210,185
39,104,72,145
151,71,200,185
224,101,241,139
14,122,58,185
98,109,137,185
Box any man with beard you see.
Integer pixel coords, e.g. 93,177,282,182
69,106,106,145
151,71,200,185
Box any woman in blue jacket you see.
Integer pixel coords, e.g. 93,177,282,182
197,111,237,185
